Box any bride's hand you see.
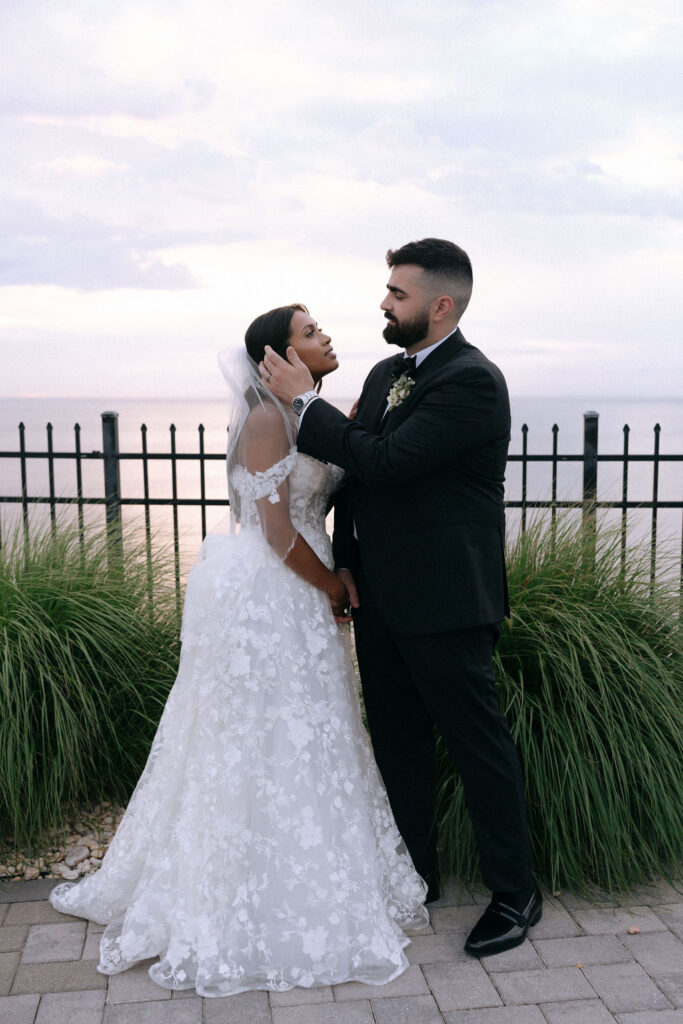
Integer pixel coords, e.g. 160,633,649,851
336,569,359,612
329,576,352,624
348,398,360,420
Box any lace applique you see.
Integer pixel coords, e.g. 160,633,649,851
230,449,297,504
48,452,428,997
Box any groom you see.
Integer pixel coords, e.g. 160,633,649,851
261,237,541,956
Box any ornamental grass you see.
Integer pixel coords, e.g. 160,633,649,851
0,517,180,852
2,510,681,892
436,513,683,893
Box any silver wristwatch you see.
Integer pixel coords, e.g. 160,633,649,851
292,390,318,416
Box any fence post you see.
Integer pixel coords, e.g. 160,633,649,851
582,411,599,565
101,411,123,560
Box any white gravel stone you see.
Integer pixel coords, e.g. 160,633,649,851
58,864,80,880
64,845,90,868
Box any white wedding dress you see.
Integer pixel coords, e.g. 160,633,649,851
49,447,428,997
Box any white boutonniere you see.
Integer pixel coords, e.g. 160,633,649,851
386,373,415,410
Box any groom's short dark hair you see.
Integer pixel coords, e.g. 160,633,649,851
386,238,473,318
387,238,472,282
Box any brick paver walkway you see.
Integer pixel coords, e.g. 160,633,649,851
1,876,681,1023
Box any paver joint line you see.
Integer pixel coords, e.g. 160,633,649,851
1,878,681,1020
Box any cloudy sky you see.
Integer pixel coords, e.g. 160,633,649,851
1,0,681,401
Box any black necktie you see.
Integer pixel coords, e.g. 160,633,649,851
392,353,417,377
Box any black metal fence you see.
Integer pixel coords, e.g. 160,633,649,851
1,410,681,603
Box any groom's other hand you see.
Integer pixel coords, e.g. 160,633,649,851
348,398,360,420
260,345,313,403
336,569,360,611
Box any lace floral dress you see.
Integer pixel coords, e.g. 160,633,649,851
49,449,428,997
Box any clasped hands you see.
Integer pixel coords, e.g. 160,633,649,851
330,569,360,625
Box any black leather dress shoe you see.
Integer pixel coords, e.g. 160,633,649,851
464,887,542,957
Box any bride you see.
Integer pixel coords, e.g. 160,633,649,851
49,303,428,998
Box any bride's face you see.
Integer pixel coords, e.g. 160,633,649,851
288,311,339,382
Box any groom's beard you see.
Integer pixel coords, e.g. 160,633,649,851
383,309,430,349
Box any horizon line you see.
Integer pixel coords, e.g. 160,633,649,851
2,394,681,404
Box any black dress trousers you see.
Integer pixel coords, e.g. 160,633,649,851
352,566,534,895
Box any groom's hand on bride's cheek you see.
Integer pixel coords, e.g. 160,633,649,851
260,345,313,403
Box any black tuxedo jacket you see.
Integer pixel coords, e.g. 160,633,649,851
297,328,511,635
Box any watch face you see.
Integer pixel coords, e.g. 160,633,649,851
292,397,305,414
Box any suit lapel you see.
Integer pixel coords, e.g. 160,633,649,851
381,328,467,432
357,328,468,432
358,361,396,431
417,327,466,376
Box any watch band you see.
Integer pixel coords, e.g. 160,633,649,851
292,390,318,415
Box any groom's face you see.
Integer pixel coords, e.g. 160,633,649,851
381,265,430,349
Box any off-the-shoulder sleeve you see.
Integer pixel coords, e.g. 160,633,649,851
230,406,299,559
230,452,297,504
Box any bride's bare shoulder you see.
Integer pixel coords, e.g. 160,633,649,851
244,403,287,433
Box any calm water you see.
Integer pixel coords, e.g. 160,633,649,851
1,395,681,576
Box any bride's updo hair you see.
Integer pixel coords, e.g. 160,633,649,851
245,303,308,365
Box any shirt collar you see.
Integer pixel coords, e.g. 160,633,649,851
408,326,459,368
